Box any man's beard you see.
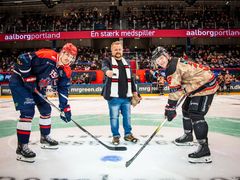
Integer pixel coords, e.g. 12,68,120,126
114,53,122,59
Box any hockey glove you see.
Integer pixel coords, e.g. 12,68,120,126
60,105,72,123
165,99,177,121
23,76,37,92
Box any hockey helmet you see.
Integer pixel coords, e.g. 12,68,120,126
152,46,169,61
60,43,78,65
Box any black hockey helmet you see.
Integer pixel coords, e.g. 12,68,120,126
152,46,169,61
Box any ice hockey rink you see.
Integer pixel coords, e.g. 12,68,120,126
0,94,240,180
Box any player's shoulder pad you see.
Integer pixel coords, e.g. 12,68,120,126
35,49,58,62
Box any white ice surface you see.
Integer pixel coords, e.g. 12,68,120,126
0,95,239,180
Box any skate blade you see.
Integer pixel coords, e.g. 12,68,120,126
173,141,194,146
188,156,212,163
17,155,35,163
41,144,59,150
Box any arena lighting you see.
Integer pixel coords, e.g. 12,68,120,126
41,0,62,8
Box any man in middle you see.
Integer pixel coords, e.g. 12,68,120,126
102,41,141,145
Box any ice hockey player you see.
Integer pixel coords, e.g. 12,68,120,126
9,43,77,163
152,46,218,163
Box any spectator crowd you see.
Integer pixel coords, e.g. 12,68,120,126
1,45,239,86
0,4,239,33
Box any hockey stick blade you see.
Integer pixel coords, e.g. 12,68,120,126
71,120,127,151
106,146,127,151
34,89,127,151
125,159,132,168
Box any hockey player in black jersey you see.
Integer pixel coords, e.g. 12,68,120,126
9,43,77,162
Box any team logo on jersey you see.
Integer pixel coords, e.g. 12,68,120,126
49,69,58,79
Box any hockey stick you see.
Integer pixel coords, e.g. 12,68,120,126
34,89,127,151
125,94,187,167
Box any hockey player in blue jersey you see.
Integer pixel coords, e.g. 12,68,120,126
9,43,78,163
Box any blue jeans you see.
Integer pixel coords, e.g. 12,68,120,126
107,97,132,137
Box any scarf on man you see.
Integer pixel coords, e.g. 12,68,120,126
110,57,133,97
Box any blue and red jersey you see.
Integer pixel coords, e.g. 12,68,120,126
13,49,72,109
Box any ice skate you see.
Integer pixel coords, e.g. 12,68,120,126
173,133,194,146
188,143,212,163
40,135,59,149
16,143,36,163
